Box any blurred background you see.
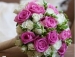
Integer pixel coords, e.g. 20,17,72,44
0,0,74,43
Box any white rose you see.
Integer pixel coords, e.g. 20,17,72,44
44,47,58,56
22,20,33,30
34,29,43,35
44,47,52,56
21,46,27,52
46,8,56,15
34,22,45,35
53,40,62,50
32,13,43,22
56,13,66,24
28,43,35,50
52,53,60,57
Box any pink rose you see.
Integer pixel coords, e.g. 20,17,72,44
59,30,71,41
14,10,31,24
58,43,67,57
48,4,59,14
67,30,72,38
47,30,58,45
41,16,57,28
34,37,49,52
26,2,45,14
20,31,35,44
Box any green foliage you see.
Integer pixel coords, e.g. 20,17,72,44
65,39,72,46
45,13,58,18
64,13,69,21
64,13,68,19
33,22,41,29
43,0,47,10
41,55,45,57
47,28,55,32
16,23,18,26
59,11,63,13
56,20,68,33
20,25,27,31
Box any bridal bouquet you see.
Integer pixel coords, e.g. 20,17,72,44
14,0,72,57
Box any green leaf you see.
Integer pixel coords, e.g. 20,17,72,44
16,23,18,26
33,22,41,29
20,25,27,31
41,55,45,57
45,13,58,18
64,13,69,21
41,26,47,36
59,11,63,13
65,39,72,46
47,28,55,32
43,0,47,9
64,13,68,19
56,21,68,33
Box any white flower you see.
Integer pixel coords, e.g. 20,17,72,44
44,47,52,56
32,13,43,22
34,29,43,35
46,8,56,15
53,40,62,50
22,20,33,30
34,22,45,35
44,47,58,56
52,53,60,57
56,13,66,24
56,53,60,57
28,43,35,50
21,46,27,52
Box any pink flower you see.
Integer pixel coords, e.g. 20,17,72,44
20,31,35,44
34,37,49,52
59,30,71,41
58,43,67,57
14,10,31,24
47,30,58,45
67,30,72,38
26,2,45,14
48,4,59,14
41,16,57,28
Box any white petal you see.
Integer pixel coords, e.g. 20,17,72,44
56,13,66,24
34,29,42,35
21,46,27,52
32,13,43,22
52,53,60,57
53,40,62,50
22,20,33,30
28,43,35,50
44,47,52,56
46,8,56,15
